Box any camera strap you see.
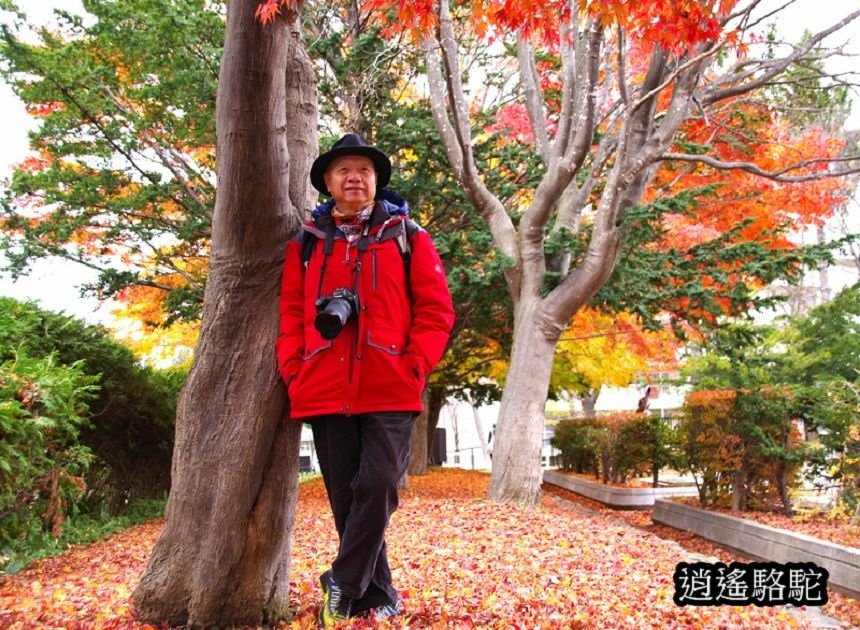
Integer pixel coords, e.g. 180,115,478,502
315,220,369,301
316,220,338,300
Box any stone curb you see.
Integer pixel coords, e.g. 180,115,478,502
653,498,860,600
542,469,699,508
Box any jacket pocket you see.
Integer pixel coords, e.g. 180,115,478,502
367,330,406,355
302,331,332,360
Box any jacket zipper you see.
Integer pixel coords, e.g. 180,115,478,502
372,249,378,290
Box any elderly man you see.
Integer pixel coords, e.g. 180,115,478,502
276,133,454,625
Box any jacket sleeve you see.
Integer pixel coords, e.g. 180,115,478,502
405,229,455,379
275,239,306,386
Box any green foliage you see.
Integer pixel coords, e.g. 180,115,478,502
0,350,98,551
594,187,838,336
552,413,679,486
0,297,182,511
682,285,860,513
0,0,224,318
551,418,599,474
617,414,680,487
786,283,860,384
1,497,164,574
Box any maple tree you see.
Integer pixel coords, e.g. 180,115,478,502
551,307,677,415
283,0,860,507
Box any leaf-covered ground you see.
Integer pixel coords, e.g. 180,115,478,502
0,468,853,628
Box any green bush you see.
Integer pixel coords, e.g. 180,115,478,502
0,298,183,572
617,414,680,487
553,413,681,486
0,298,183,511
551,418,600,475
1,496,165,574
0,351,98,546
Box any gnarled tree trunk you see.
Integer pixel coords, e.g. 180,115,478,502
132,2,317,626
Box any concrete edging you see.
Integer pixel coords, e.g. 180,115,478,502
542,469,699,508
652,498,860,598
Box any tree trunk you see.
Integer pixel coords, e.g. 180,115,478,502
408,388,431,476
472,399,490,463
133,3,316,626
777,463,794,517
488,302,557,506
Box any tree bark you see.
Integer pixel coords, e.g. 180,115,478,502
488,301,558,507
408,388,431,476
132,2,316,626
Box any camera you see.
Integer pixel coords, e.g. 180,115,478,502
314,288,359,340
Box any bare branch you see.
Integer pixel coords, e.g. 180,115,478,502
420,36,464,178
662,152,860,182
617,31,630,107
633,37,729,111
553,0,579,159
422,0,521,297
701,9,860,105
517,35,550,163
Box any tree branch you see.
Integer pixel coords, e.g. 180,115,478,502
661,152,860,183
517,35,550,163
700,9,860,106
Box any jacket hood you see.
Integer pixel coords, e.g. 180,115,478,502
311,187,409,220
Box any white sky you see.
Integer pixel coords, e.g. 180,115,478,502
0,0,858,325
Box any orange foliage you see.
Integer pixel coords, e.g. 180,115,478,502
259,0,737,55
566,307,678,371
24,101,65,117
650,104,848,250
0,468,836,628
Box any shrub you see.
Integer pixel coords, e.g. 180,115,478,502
0,352,99,545
551,418,600,474
679,388,806,515
0,298,183,511
617,414,680,487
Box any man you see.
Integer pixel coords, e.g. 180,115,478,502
276,133,454,625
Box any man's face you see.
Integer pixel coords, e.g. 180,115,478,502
323,155,377,215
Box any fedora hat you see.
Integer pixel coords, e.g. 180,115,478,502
310,133,392,196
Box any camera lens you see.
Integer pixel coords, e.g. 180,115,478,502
314,298,352,340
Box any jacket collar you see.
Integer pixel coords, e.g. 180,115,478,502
310,188,409,232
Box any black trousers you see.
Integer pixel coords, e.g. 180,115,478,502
309,411,415,611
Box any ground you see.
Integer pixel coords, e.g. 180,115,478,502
0,468,856,628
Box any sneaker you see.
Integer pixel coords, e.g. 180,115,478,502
368,599,402,621
318,571,353,627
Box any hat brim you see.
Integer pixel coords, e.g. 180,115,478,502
310,145,392,196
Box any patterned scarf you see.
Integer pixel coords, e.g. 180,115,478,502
332,205,374,243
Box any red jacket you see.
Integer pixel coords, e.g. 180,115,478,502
276,198,454,419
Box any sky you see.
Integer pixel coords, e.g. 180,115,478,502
0,0,858,325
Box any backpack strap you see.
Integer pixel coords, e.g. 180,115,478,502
396,218,420,281
297,217,421,276
296,224,328,269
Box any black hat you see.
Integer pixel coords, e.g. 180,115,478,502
310,133,392,196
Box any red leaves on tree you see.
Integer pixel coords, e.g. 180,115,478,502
351,0,737,53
